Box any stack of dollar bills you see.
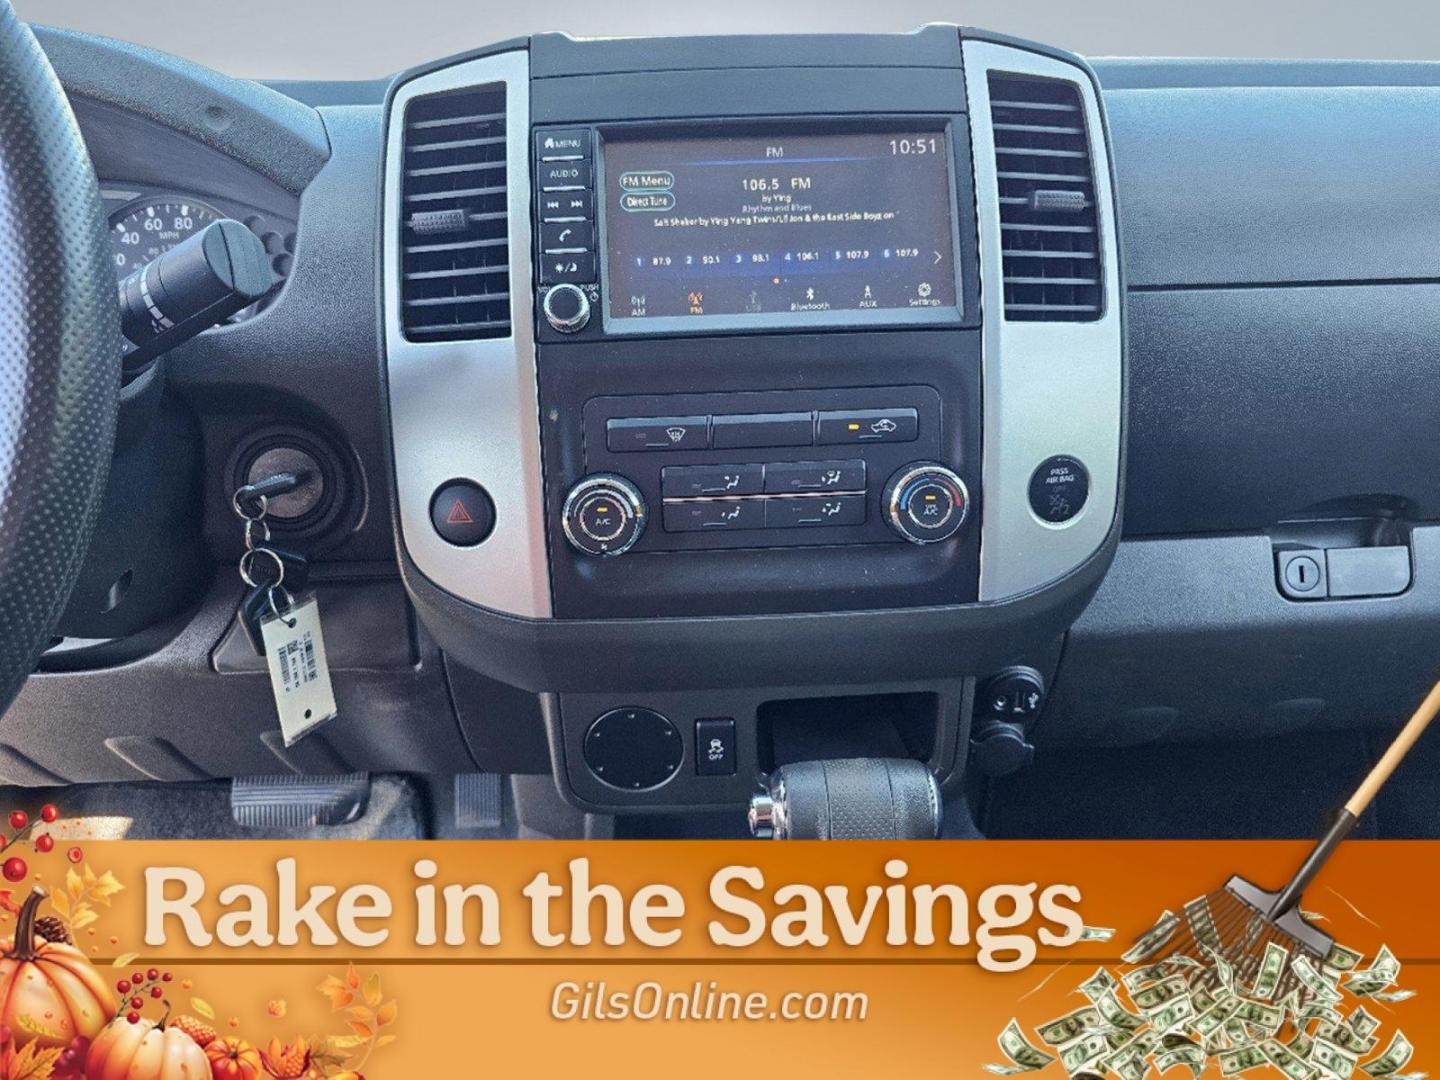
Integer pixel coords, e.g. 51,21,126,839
987,911,1421,1080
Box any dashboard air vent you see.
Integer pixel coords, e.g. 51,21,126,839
400,83,511,341
987,72,1102,321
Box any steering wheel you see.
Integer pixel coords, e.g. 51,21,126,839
0,4,122,713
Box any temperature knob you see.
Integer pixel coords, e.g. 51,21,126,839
542,283,591,333
561,475,646,556
883,463,969,544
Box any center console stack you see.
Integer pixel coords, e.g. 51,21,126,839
383,26,1125,815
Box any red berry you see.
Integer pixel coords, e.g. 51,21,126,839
66,846,82,864
40,805,58,824
8,812,26,831
116,980,130,994
161,972,173,982
126,1012,140,1025
34,835,53,854
60,1049,76,1066
130,997,143,1010
147,968,159,981
2,858,27,883
132,972,144,986
150,987,163,999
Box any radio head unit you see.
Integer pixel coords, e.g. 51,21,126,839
533,118,970,338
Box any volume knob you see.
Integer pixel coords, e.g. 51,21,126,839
561,474,646,556
542,283,591,333
883,463,970,544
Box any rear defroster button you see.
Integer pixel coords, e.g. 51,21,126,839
1029,456,1090,524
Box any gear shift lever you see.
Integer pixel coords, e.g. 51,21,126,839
748,758,942,840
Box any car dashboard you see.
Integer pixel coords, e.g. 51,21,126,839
8,22,1440,833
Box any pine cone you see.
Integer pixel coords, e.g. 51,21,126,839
33,915,69,944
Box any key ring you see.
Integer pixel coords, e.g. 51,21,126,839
232,484,269,521
267,584,297,628
239,546,286,590
243,517,271,550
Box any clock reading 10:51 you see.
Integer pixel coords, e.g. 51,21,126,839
889,136,941,155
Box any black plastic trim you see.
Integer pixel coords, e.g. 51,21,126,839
33,25,330,195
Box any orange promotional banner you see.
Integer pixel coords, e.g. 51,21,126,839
0,837,1431,1078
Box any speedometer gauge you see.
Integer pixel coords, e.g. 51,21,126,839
109,198,221,276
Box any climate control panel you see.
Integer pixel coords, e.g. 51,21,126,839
558,385,963,556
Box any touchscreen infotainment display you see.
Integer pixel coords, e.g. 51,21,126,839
601,128,961,330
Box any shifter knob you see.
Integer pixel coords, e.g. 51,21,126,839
749,758,942,840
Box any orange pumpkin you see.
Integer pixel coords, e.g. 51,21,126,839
86,1015,210,1080
0,888,115,1049
206,1036,266,1080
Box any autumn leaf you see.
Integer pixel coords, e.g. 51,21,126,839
65,868,83,902
82,864,97,889
346,1021,373,1041
90,871,125,905
71,908,98,932
324,1035,366,1052
317,975,354,1011
375,1000,397,1027
15,1014,64,1041
191,998,216,1020
6,1040,64,1080
45,891,66,919
111,952,139,968
345,962,360,990
362,972,382,1007
374,1034,398,1050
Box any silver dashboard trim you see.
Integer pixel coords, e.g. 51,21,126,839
963,41,1124,602
382,50,552,618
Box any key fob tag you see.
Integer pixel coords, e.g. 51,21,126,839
237,547,311,656
260,593,339,746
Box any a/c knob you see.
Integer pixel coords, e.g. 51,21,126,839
561,474,646,556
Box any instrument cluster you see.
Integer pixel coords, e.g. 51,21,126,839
101,187,297,323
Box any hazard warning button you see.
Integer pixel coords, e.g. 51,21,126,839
429,480,495,547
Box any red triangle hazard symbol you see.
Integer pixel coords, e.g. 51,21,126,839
447,499,475,525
